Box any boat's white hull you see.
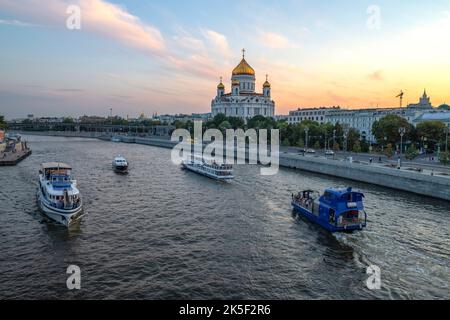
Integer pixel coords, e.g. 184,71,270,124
113,165,129,174
37,190,83,227
182,163,234,181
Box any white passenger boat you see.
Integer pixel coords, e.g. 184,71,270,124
112,155,129,174
37,163,83,227
182,155,234,181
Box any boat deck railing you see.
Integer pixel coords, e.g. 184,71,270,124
186,162,234,177
45,198,82,210
336,211,367,228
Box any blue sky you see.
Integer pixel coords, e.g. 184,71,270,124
1,0,450,119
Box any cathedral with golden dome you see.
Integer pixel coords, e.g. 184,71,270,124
211,50,275,120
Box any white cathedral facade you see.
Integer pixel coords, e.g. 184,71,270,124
211,51,275,120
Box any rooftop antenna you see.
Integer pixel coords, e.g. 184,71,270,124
396,90,404,108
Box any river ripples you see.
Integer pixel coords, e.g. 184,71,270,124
0,135,449,299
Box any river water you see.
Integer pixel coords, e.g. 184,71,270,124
0,135,449,299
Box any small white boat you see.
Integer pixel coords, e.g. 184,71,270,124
112,155,129,174
37,163,83,227
182,155,234,181
111,136,121,143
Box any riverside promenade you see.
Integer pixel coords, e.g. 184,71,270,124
16,131,450,201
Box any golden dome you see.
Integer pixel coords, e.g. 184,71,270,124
263,74,271,87
217,77,225,89
232,50,255,76
232,58,255,76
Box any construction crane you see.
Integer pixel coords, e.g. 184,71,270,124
396,90,404,107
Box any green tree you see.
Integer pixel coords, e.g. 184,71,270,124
282,138,290,147
417,120,446,150
347,128,361,151
406,145,419,160
333,142,340,152
277,120,292,146
218,121,232,133
173,120,187,130
372,115,414,146
247,115,276,130
227,117,245,129
352,140,362,153
361,140,370,153
0,114,6,129
313,141,321,149
384,143,394,158
440,151,450,165
208,114,228,128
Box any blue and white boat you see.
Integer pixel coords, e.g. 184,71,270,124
291,187,367,232
112,155,129,174
37,163,83,227
182,155,234,181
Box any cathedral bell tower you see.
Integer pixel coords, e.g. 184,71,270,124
217,77,225,98
263,75,271,97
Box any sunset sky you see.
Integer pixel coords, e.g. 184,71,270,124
1,0,450,119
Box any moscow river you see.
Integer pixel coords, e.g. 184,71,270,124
0,135,449,299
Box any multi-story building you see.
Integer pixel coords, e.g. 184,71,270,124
326,108,423,142
288,91,440,143
288,107,340,125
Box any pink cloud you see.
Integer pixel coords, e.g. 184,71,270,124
0,0,221,78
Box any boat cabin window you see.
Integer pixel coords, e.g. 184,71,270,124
341,193,361,202
324,191,334,201
329,209,335,223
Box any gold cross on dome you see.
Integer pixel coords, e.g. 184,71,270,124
242,48,246,58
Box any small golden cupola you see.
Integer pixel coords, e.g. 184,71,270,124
232,49,255,76
263,74,271,88
217,77,225,89
263,74,271,97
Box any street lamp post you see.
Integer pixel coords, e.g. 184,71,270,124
304,127,309,150
343,129,349,153
399,127,406,167
446,124,449,153
332,129,336,150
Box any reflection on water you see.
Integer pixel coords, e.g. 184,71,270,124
0,135,449,300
